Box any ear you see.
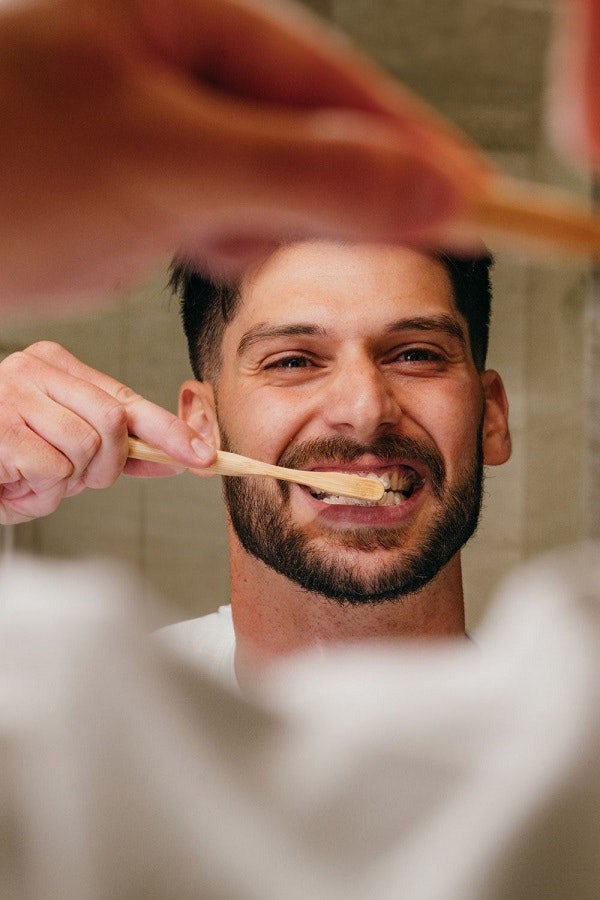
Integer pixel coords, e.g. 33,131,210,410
481,370,511,466
179,380,221,452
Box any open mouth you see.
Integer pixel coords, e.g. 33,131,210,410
309,466,424,507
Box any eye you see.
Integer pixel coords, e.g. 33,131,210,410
266,355,313,369
383,345,449,373
398,348,443,363
384,345,445,363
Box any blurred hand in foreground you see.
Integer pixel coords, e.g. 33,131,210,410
548,0,600,167
0,0,492,311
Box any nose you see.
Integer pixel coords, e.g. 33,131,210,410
321,352,402,442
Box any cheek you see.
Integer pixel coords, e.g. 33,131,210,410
216,383,315,462
408,381,483,470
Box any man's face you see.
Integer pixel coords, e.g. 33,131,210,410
191,242,508,603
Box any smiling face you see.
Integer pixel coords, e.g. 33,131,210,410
180,241,510,604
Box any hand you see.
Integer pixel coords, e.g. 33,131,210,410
0,341,216,524
0,0,491,311
548,0,600,166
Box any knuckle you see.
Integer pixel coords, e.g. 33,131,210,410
0,418,75,488
82,443,127,489
0,343,65,390
99,400,129,437
0,350,31,380
112,383,139,408
47,453,74,483
25,340,66,362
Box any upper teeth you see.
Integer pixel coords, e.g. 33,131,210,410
311,469,420,506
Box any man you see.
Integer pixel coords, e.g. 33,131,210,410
0,0,510,698
161,241,510,686
2,240,509,687
12,239,600,900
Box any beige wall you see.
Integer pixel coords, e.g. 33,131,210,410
2,0,590,629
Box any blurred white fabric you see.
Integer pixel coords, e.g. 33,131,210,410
158,604,237,688
1,546,599,899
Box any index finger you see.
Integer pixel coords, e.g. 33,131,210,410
24,342,215,470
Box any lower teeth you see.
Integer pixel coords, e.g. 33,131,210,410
316,490,409,506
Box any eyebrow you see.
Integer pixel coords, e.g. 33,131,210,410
236,314,467,356
237,323,328,356
385,315,467,346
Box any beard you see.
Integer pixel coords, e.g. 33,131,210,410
221,430,484,605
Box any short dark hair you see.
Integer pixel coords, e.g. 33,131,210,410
171,247,493,381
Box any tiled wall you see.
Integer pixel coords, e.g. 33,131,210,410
3,0,590,629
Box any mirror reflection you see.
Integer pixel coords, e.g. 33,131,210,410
1,0,592,638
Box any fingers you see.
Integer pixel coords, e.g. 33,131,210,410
0,342,216,524
547,0,600,167
161,91,485,278
0,423,73,524
1,481,75,525
126,4,493,265
15,376,130,491
0,0,493,306
1,475,87,524
0,347,123,516
231,106,462,237
136,0,488,173
113,0,493,276
24,342,216,471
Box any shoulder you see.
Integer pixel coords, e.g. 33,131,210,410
159,604,231,637
155,605,237,687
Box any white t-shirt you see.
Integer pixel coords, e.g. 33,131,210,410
3,546,600,898
158,605,237,687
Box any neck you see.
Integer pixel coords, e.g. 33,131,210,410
228,533,466,688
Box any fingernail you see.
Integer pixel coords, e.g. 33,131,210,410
191,438,215,463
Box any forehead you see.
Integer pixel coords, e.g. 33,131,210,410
231,241,458,334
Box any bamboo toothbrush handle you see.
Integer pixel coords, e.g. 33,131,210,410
127,437,384,502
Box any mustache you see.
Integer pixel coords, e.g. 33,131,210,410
278,434,445,497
